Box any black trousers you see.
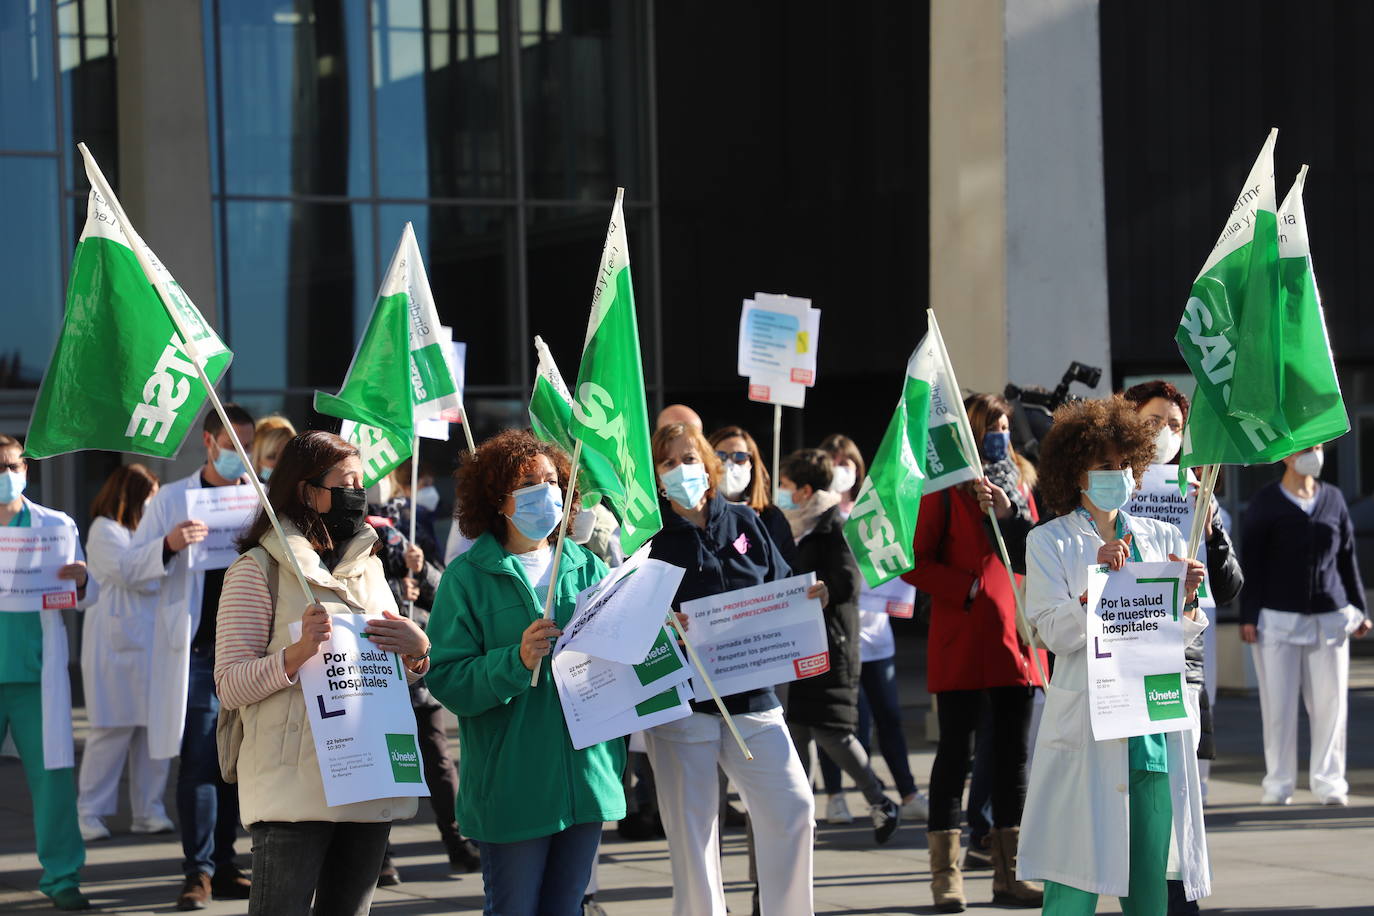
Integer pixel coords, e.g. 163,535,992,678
249,821,390,916
928,686,1033,831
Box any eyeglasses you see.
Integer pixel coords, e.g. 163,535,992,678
715,451,751,465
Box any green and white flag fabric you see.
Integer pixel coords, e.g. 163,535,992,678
843,328,977,588
26,160,232,459
566,190,662,555
1177,130,1347,468
528,336,622,515
316,223,461,486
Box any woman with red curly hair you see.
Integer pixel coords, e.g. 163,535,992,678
1017,397,1210,916
424,430,625,915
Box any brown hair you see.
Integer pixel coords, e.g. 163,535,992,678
1121,380,1190,424
964,393,1037,488
90,464,160,531
205,402,255,437
652,423,722,500
817,433,866,502
454,429,578,545
780,448,833,493
1036,395,1156,516
708,425,771,512
236,430,359,554
0,434,22,457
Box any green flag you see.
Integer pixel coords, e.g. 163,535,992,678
566,190,662,555
528,335,623,516
316,223,461,486
1178,131,1348,467
843,326,977,588
26,161,232,459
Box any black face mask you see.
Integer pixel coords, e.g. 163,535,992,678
316,484,368,546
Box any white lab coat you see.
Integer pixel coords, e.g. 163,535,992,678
126,471,213,760
1017,510,1211,901
2,500,99,770
81,516,161,728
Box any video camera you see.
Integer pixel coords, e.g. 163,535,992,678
1003,361,1102,463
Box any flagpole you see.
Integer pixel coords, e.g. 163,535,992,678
772,404,782,503
926,309,1050,689
665,611,754,761
77,144,316,602
405,438,419,614
530,439,585,686
458,405,477,455
1185,463,1220,560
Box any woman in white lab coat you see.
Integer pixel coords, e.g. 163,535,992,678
77,463,173,841
1017,396,1212,914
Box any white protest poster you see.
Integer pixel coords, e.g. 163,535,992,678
563,681,694,751
858,576,917,619
553,628,693,746
560,544,685,665
737,294,819,385
185,485,257,571
747,372,807,409
680,573,827,702
1126,464,1215,609
1085,561,1191,741
290,614,430,807
0,525,77,612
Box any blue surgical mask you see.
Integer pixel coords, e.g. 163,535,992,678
1082,468,1135,513
260,466,273,482
0,470,26,503
506,482,563,541
982,430,1011,464
661,462,709,509
775,487,799,512
213,444,247,482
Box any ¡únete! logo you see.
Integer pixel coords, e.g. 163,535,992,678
384,734,423,783
1143,673,1187,722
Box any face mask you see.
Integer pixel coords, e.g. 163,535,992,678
720,462,752,501
661,462,709,509
571,506,597,544
0,470,26,504
260,466,273,482
319,485,368,545
775,487,800,512
506,482,563,541
1082,468,1135,513
212,443,247,482
416,485,440,512
1293,450,1324,478
1152,425,1181,464
830,464,857,495
981,431,1011,464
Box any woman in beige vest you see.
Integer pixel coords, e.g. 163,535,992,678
214,431,431,916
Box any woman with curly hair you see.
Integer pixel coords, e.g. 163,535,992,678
424,429,625,915
1017,397,1210,915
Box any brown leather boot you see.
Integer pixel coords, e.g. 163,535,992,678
927,829,966,913
175,873,211,911
990,826,1044,907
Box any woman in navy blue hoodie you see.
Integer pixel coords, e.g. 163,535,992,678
644,421,827,916
1240,443,1371,806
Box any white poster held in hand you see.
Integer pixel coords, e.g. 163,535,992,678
0,525,77,612
290,614,430,807
560,544,685,665
680,572,827,702
858,576,917,619
185,485,257,571
554,628,694,749
563,681,694,750
1085,561,1192,741
737,294,820,386
1125,465,1217,609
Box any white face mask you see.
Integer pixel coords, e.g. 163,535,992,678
1293,450,1324,478
1153,425,1182,464
720,462,752,501
830,464,856,495
415,485,440,512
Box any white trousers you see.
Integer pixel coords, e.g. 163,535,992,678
644,708,814,916
77,725,170,820
1251,630,1350,801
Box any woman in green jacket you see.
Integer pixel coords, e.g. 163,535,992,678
426,429,625,915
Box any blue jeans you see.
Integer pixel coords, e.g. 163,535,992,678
478,821,602,916
248,820,390,916
179,649,240,877
819,656,917,799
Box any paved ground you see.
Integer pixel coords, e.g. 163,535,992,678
2,634,1371,914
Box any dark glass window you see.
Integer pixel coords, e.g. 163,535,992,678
0,157,63,387
0,0,57,151
58,0,116,191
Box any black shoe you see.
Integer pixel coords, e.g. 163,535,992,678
209,867,251,900
617,811,660,841
582,895,609,915
377,855,402,887
446,837,481,874
870,797,901,845
722,803,748,829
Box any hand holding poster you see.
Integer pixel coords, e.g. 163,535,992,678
1085,561,1191,741
185,485,258,572
290,614,430,807
679,573,827,702
0,526,78,611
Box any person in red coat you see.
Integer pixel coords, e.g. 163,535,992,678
904,393,1048,913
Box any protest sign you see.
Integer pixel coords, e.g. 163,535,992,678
858,576,917,619
563,681,694,751
1125,465,1217,609
553,628,693,747
185,485,257,572
747,372,807,409
560,544,684,665
290,614,430,807
738,295,820,387
0,526,78,612
679,573,827,702
1085,561,1191,741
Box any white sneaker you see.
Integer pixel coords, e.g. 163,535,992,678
79,815,110,842
1321,794,1349,807
825,794,853,824
900,790,930,821
131,814,175,834
1260,792,1292,805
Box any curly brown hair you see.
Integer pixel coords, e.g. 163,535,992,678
1037,395,1156,516
454,429,578,545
